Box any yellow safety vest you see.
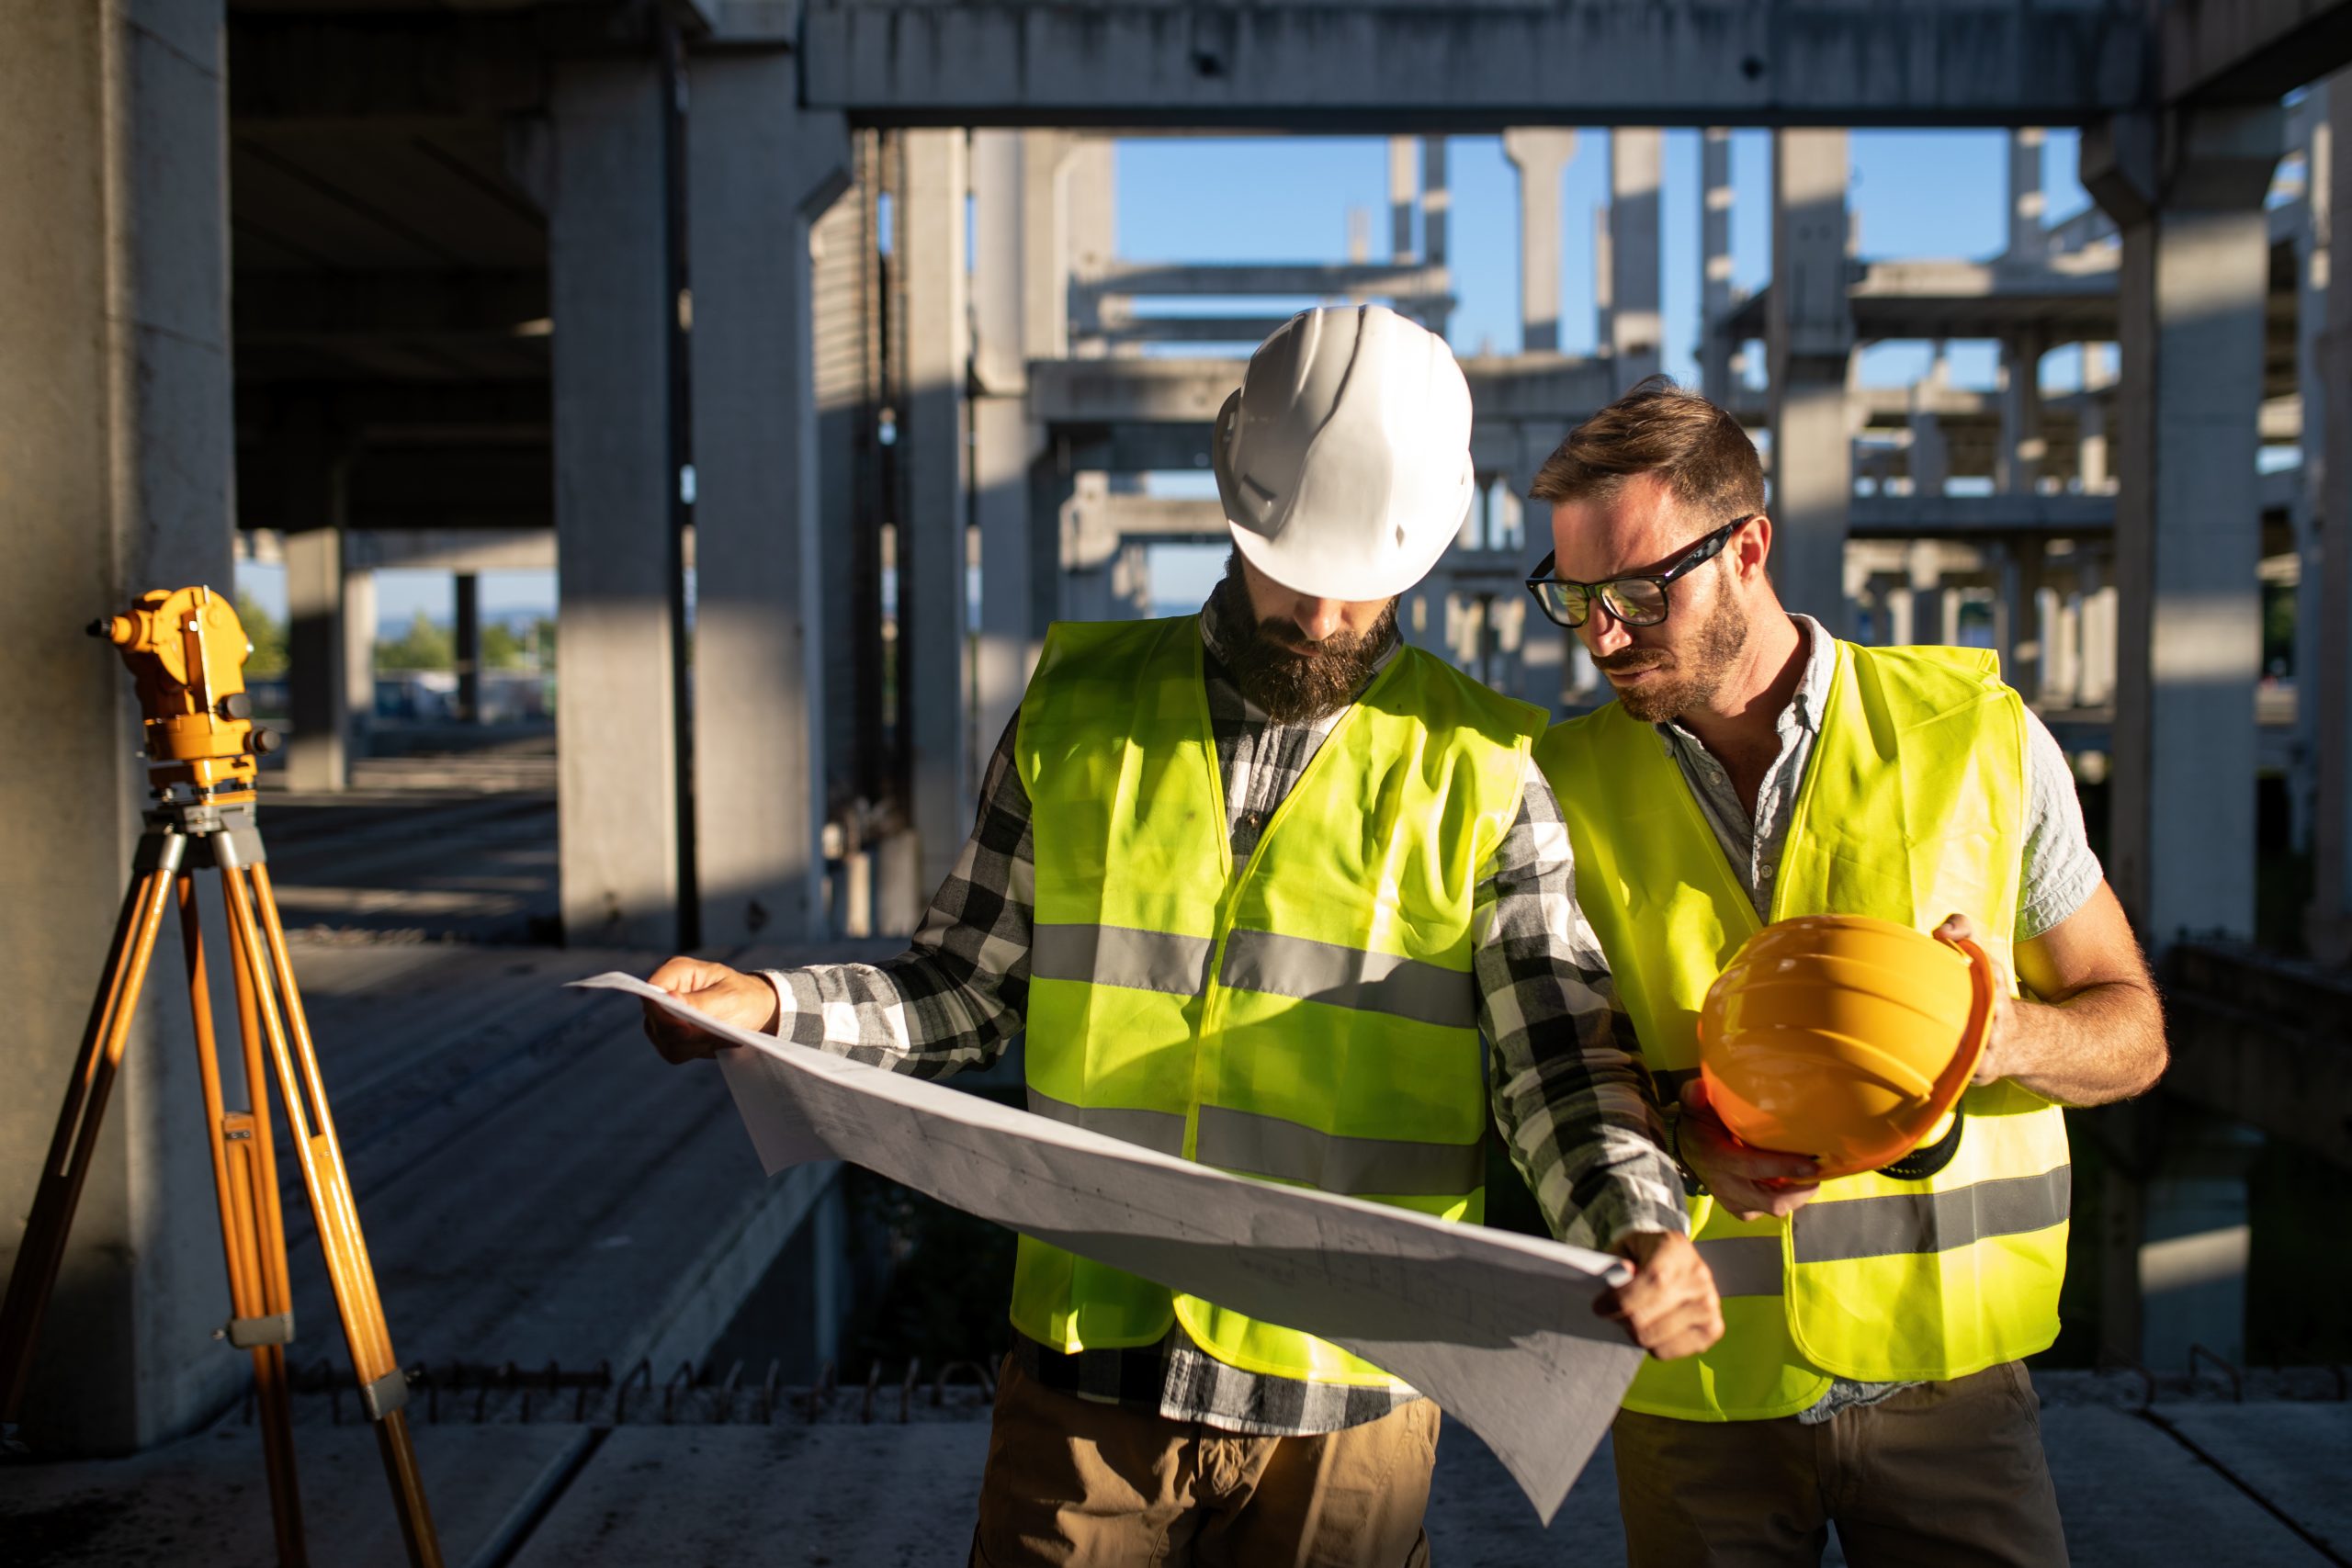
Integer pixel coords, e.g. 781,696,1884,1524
1538,638,2071,1421
1012,615,1543,1386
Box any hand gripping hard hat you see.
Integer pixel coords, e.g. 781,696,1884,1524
1213,304,1476,602
1697,914,1998,1181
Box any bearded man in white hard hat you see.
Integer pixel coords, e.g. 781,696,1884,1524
637,306,1720,1564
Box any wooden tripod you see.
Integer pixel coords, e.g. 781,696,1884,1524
0,796,443,1567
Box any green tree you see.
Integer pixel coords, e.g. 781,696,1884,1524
376,608,454,671
237,593,288,678
481,621,530,670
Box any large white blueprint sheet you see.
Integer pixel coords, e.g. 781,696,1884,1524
578,973,1646,1520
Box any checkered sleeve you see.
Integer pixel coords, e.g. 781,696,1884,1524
760,716,1033,1080
1477,757,1690,1251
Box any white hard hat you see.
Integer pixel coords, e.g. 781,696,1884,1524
1213,304,1476,603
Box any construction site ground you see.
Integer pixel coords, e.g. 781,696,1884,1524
4,738,2345,1566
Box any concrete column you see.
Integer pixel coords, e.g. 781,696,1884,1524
973,130,1074,774
1592,202,1614,355
901,129,973,897
1388,137,1419,261
2008,539,2047,700
283,513,348,792
452,571,481,723
1064,141,1114,356
343,565,377,754
0,0,240,1451
1611,128,1664,383
1998,329,2047,494
1905,541,1943,649
1768,130,1855,626
2312,73,2352,961
550,56,684,948
2138,1111,2261,1371
1701,128,1736,402
685,53,849,945
1908,365,1951,498
2078,343,2116,492
2290,85,2330,856
1420,137,1451,337
2084,107,2280,946
2009,128,2049,259
1501,130,1574,354
2045,583,2082,706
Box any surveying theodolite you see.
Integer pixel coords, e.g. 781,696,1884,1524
0,587,443,1566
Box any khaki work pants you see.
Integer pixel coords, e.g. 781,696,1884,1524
968,1358,1439,1567
1611,1360,2069,1568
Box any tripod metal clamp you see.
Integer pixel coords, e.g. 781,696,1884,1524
361,1366,413,1422
220,1311,295,1349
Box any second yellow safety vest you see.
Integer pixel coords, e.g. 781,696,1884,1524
1538,637,2072,1421
1012,615,1543,1387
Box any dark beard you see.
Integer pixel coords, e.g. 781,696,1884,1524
1216,556,1398,724
1596,572,1751,723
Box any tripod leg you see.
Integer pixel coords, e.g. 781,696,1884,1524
0,832,185,1427
220,859,443,1568
181,874,307,1567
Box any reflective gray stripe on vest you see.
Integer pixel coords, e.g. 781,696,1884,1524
1217,931,1475,1030
1694,1235,1785,1298
1024,1086,1188,1157
1791,1166,2073,1266
1194,1104,1479,1198
1032,924,1213,998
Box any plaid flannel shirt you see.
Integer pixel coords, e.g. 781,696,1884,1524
763,581,1684,1434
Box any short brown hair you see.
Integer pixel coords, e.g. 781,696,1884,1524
1529,375,1764,522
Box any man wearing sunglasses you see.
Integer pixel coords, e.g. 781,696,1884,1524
635,310,1720,1564
1528,378,2165,1566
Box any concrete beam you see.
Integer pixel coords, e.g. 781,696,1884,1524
1,0,241,1452
1025,354,1619,428
1084,260,1451,299
685,57,846,945
2085,104,2281,947
549,56,684,948
803,3,2152,128
227,11,551,131
1847,493,2115,537
1096,313,1303,345
2161,0,2352,107
231,271,548,349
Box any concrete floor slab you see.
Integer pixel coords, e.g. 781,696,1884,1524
507,1424,991,1568
2158,1404,2352,1560
0,1421,583,1568
2041,1406,2334,1567
1423,1422,1624,1563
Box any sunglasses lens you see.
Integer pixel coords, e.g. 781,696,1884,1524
1553,583,1594,628
1601,580,1668,626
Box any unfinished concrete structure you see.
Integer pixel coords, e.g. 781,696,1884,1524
5,0,2352,1483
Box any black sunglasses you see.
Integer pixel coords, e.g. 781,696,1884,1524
1524,515,1757,630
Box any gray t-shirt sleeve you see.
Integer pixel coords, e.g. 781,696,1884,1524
2016,705,2103,942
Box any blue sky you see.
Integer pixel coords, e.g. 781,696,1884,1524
243,128,2091,629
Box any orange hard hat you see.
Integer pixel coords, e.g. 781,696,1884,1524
1697,914,1996,1180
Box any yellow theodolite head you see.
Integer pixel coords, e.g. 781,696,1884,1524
89,586,278,796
